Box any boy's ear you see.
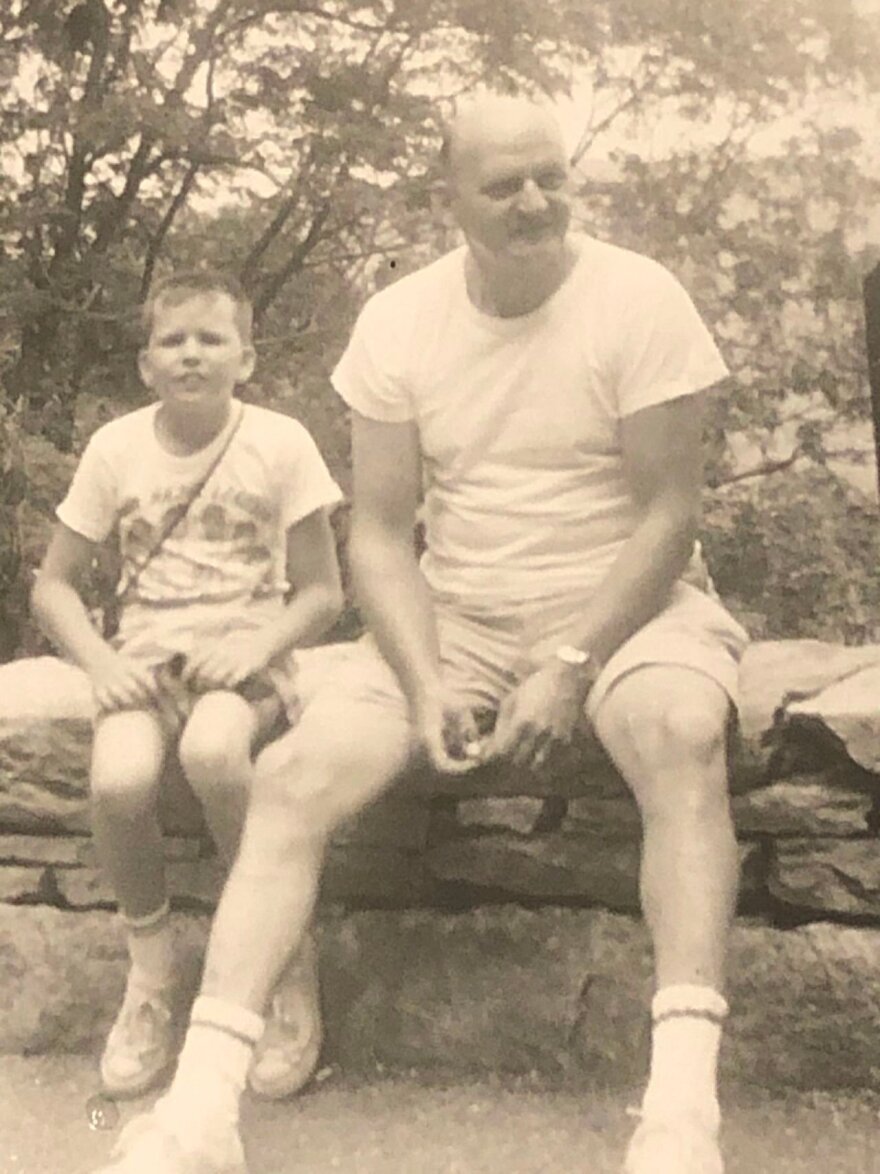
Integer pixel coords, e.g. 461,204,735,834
137,348,155,388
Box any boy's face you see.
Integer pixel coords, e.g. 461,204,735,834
138,291,255,416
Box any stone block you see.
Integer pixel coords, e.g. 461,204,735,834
426,833,766,910
769,838,880,917
2,905,879,1092
733,777,873,837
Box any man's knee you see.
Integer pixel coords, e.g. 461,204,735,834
249,701,408,841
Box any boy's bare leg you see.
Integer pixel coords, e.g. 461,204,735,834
91,709,169,917
91,709,177,1097
178,690,257,868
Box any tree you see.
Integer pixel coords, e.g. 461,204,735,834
1,0,879,653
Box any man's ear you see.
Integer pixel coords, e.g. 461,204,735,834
238,345,256,384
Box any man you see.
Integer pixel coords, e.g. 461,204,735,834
330,92,748,1174
98,93,747,1174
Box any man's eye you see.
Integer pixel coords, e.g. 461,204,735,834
484,178,523,200
200,333,223,346
159,334,184,347
536,170,566,191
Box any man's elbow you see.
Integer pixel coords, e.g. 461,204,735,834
319,581,345,630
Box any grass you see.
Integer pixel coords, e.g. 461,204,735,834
1,1058,878,1173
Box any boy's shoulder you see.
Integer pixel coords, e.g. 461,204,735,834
83,403,156,455
240,401,314,441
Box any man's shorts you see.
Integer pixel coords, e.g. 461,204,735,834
296,580,750,727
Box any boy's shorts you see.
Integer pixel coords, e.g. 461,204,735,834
100,603,300,744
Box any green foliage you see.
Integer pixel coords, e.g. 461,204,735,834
1,0,879,652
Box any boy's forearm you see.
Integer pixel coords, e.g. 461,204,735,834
31,576,113,673
256,583,343,660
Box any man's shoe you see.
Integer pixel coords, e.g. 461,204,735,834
623,1112,724,1174
92,1109,247,1173
100,980,176,1098
248,930,323,1099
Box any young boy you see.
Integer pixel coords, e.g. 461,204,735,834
31,271,344,1102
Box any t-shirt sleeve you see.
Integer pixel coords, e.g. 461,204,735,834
330,292,415,423
55,432,119,543
613,262,729,418
277,422,344,532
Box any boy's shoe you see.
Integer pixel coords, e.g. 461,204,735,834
623,1111,724,1174
92,1110,247,1174
248,930,323,1099
100,980,176,1099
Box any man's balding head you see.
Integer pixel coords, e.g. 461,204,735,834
440,92,568,181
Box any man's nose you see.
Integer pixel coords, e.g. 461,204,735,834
180,338,201,363
517,178,548,212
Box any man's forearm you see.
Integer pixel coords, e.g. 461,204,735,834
549,506,697,670
349,524,442,711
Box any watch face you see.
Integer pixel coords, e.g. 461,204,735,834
556,644,590,666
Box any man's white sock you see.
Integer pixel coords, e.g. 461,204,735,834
641,984,728,1125
124,900,175,994
157,996,264,1138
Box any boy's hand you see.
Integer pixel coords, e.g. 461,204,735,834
88,648,160,714
181,629,275,692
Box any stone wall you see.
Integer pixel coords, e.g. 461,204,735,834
2,642,879,922
2,643,880,1087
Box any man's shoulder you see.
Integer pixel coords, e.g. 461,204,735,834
574,233,678,294
358,248,464,324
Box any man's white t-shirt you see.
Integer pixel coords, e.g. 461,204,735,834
57,401,342,653
332,233,728,609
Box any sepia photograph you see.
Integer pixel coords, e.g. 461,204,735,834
0,1,879,1171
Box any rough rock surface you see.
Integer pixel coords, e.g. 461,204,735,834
2,904,879,1092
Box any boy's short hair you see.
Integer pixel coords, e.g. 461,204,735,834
142,270,254,346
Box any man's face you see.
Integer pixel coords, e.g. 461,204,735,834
448,114,573,264
138,291,254,415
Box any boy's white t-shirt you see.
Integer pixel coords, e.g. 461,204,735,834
57,401,342,654
331,233,728,609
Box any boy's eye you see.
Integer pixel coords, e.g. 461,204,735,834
199,332,224,346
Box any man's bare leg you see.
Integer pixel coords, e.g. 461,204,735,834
592,666,736,1171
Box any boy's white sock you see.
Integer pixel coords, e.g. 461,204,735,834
640,984,728,1126
124,901,175,994
156,996,264,1141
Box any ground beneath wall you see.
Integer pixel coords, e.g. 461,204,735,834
1,1057,878,1174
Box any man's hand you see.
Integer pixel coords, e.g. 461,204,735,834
181,629,276,693
89,647,160,714
486,661,593,769
414,690,485,775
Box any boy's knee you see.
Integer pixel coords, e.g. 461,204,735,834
179,694,254,788
90,754,162,818
91,714,165,816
